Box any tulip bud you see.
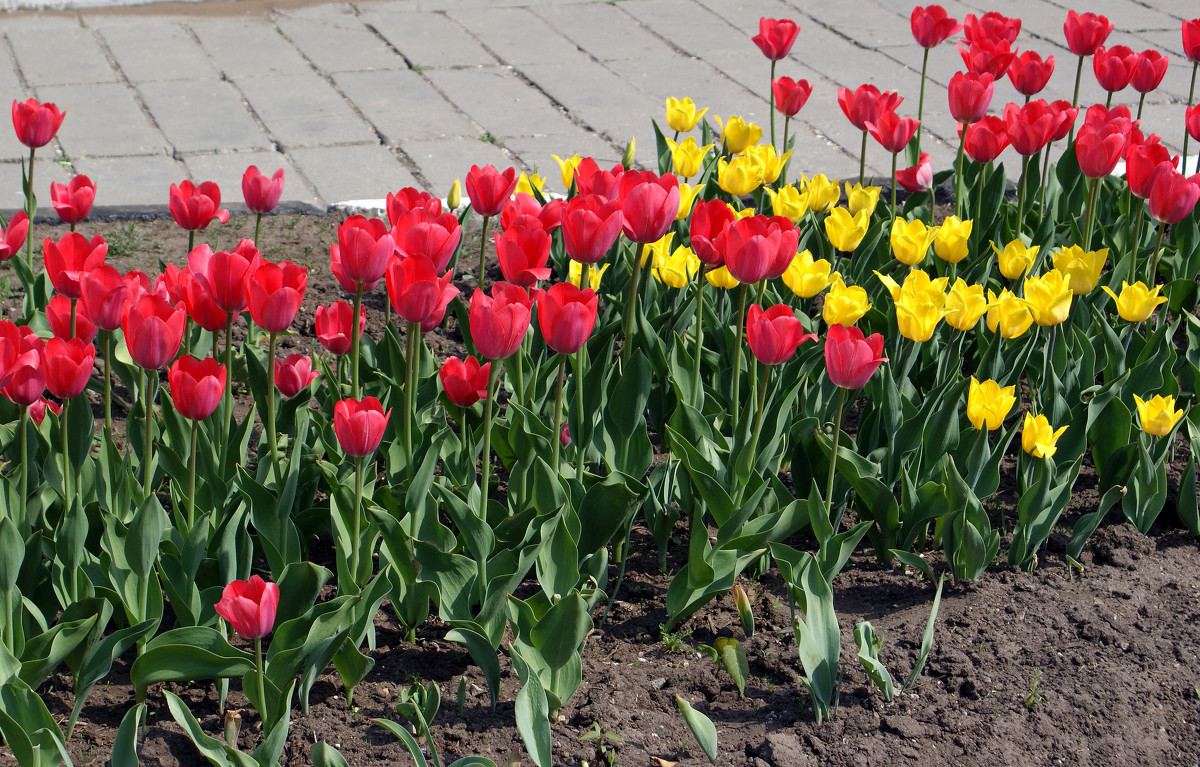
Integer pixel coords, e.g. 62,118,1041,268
224,709,241,748
448,178,462,210
621,136,636,170
733,585,755,637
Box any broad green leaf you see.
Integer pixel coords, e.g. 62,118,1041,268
674,694,717,763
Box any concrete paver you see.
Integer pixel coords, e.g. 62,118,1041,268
275,10,406,73
7,24,118,86
138,79,272,154
69,153,189,208
232,72,378,148
289,143,420,203
359,9,497,69
36,82,165,158
89,17,218,83
333,69,478,143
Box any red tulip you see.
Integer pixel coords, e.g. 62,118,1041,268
746,304,816,366
468,283,533,360
962,11,1021,45
1148,167,1200,224
439,355,490,407
562,194,623,264
718,215,798,284
333,396,391,457
1004,101,1056,156
390,208,461,273
1188,104,1200,142
274,354,319,399
1186,19,1200,62
4,341,45,407
28,398,61,425
963,115,1010,163
1064,10,1113,56
689,199,736,267
386,187,442,227
495,217,552,287
751,17,800,61
947,71,994,125
122,295,186,370
385,255,459,327
824,323,887,389
537,282,598,355
43,232,108,299
465,165,518,218
536,199,565,233
865,110,920,154
156,264,187,307
180,270,232,332
1075,105,1133,178
1008,50,1055,96
213,575,279,640
189,239,260,313
958,37,1017,80
127,269,165,306
329,215,393,293
1130,50,1169,94
618,170,680,244
11,98,64,149
1126,137,1174,199
168,355,226,421
501,192,564,232
0,322,26,388
896,152,933,192
314,300,365,356
43,337,94,400
50,175,96,225
837,84,903,132
47,294,96,343
1048,100,1079,142
1092,45,1136,93
169,180,229,231
910,5,960,48
573,158,624,198
772,77,813,117
0,211,27,262
246,261,307,333
80,264,129,332
242,166,285,214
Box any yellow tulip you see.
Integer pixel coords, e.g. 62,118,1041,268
944,279,990,331
717,155,764,197
622,136,636,169
890,218,940,266
516,173,545,197
986,288,1033,339
665,97,708,133
1022,269,1073,326
874,268,948,302
825,207,870,253
551,154,582,191
764,185,809,223
641,232,675,268
1021,412,1068,459
933,216,972,263
568,260,608,291
1101,280,1168,322
802,174,840,213
665,137,714,179
731,204,757,219
895,288,948,342
676,182,700,221
991,239,1039,280
822,275,871,326
706,265,740,289
743,144,792,185
652,245,700,288
967,377,1017,431
782,250,833,298
844,183,882,218
714,114,762,154
447,178,462,210
1052,245,1108,294
1134,394,1185,437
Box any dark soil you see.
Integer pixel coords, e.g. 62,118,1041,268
5,212,1200,766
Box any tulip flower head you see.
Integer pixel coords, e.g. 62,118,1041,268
1008,50,1055,96
751,17,800,61
315,300,366,356
562,194,623,265
242,166,285,214
1021,412,1067,459
967,377,1017,431
676,182,700,221
191,239,260,313
1129,50,1169,93
824,324,887,389
1134,394,1185,437
844,183,881,218
822,275,871,327
1092,45,1137,93
440,356,490,408
275,354,319,399
122,295,186,370
214,575,279,640
465,165,519,218
1101,281,1168,322
1186,18,1200,63
746,304,816,366
47,294,96,343
717,155,764,197
515,173,544,198
43,337,94,401
743,144,792,186
992,238,1039,280
43,232,108,299
618,171,680,244
386,186,443,227
718,215,798,284
12,98,65,149
706,265,739,290
333,396,391,458
331,215,394,292
0,212,28,262
666,137,714,178
168,355,226,421
837,85,903,132
1063,10,1113,56
782,250,833,299
1147,168,1200,225
665,97,708,133
246,260,307,333
714,115,763,154
80,264,130,332
890,218,939,266
824,207,870,253
1052,245,1108,294
494,217,551,287
1005,100,1056,156
169,180,230,232
1021,269,1073,326
567,260,608,291
573,158,624,198
50,175,96,225
947,71,994,125
962,11,1021,44
469,283,533,360
773,77,814,117
933,216,972,263
801,174,840,213
910,5,961,49
944,279,991,331
963,115,1011,163
386,255,459,329
652,245,700,289
1126,140,1174,199
537,283,598,355
986,288,1034,339
28,398,61,426
896,153,934,192
957,37,1017,80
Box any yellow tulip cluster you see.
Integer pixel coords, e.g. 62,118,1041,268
1022,413,1068,459
1102,281,1168,322
822,275,871,326
966,377,1016,431
890,218,939,266
1134,394,1185,437
651,245,701,288
933,216,972,263
825,207,870,252
875,268,949,342
783,250,834,299
992,239,1039,280
1052,245,1108,294
986,288,1033,339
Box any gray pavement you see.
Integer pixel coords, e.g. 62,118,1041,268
0,0,1197,211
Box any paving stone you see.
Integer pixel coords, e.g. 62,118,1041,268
606,55,766,131
138,79,271,154
446,6,583,66
36,83,164,158
275,11,406,74
0,39,25,94
531,3,678,63
0,158,73,212
334,69,477,143
69,153,189,208
8,24,118,87
187,18,312,78
424,66,579,139
289,143,420,204
398,136,520,197
90,17,217,83
618,0,769,58
181,149,321,210
518,56,663,146
233,73,378,149
359,9,497,69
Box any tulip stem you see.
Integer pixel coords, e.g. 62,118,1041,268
954,128,966,220
779,116,792,188
1130,203,1145,277
916,48,929,158
350,456,364,591
187,420,197,532
551,354,567,475
1136,92,1146,122
103,329,113,440
1017,154,1029,233
223,315,234,474
1183,61,1199,174
730,283,749,435
1083,176,1099,251
621,242,648,367
264,332,282,488
769,60,778,152
477,215,491,291
1148,220,1166,292
17,408,27,533
1068,55,1085,144
253,637,268,729
254,213,263,250
143,372,155,496
1039,141,1053,215
188,230,194,257
60,401,72,517
23,147,34,274
404,322,419,480
70,297,77,338
478,364,498,522
889,152,898,225
350,287,363,398
691,266,705,408
858,130,868,187
825,387,847,530
749,361,770,461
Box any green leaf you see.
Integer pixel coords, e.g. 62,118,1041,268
164,690,255,767
889,550,933,581
311,742,350,767
372,718,429,767
575,474,647,556
788,553,840,724
514,657,553,767
529,592,592,672
853,621,895,702
905,574,945,689
674,694,717,763
110,704,144,767
716,638,748,698
131,627,254,692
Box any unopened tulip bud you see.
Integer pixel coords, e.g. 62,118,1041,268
448,179,462,210
733,585,755,637
621,136,636,170
224,709,241,748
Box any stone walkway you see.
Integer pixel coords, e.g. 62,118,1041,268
1,0,1196,210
